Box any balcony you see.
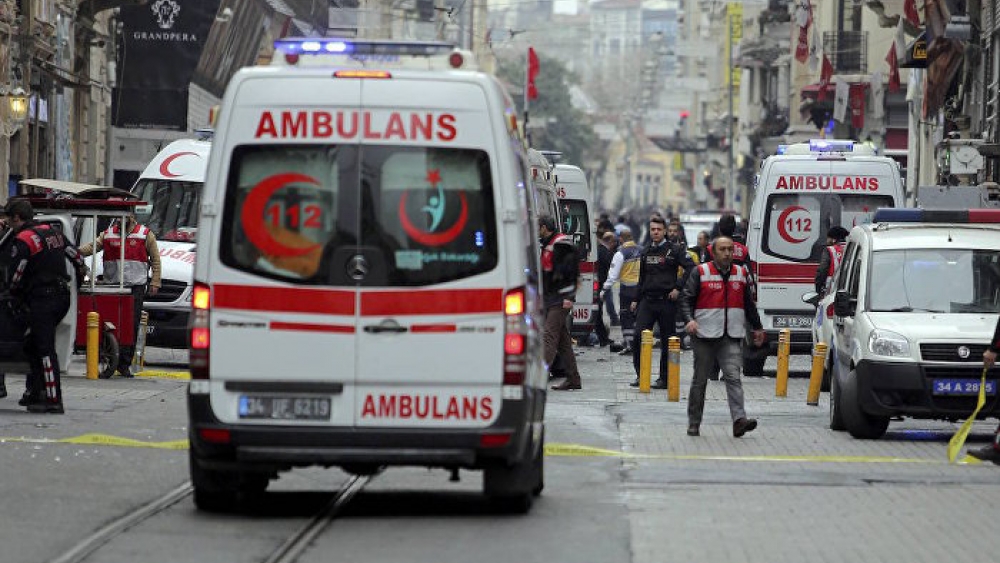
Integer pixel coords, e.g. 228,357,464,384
823,31,868,74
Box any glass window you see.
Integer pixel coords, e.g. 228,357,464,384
221,145,353,284
132,180,201,242
868,249,1000,313
763,194,893,262
362,146,498,286
559,199,591,255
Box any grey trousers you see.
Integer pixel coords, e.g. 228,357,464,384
688,336,747,426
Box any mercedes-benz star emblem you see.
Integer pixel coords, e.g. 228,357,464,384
957,346,971,359
348,255,369,280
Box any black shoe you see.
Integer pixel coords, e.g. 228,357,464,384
687,424,700,437
609,342,624,353
733,417,758,437
968,444,1000,464
599,340,611,348
119,366,134,379
27,401,64,414
629,379,640,387
18,392,36,407
551,380,582,391
651,378,667,390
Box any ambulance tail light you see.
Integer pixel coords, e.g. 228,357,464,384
479,432,513,448
190,282,211,380
503,287,527,385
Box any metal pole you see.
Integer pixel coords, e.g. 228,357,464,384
727,8,734,211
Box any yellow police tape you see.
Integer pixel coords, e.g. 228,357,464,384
0,433,189,450
947,367,989,464
135,370,191,380
545,442,973,465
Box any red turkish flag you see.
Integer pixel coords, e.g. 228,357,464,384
818,55,833,101
886,43,901,93
850,84,866,129
904,0,920,26
527,47,540,101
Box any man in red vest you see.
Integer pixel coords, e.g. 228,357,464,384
680,236,765,437
80,211,161,378
814,226,849,294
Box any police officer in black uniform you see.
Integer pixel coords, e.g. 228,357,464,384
630,216,695,388
4,199,86,414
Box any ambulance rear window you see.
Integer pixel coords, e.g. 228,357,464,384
763,193,893,262
560,199,591,256
220,144,497,286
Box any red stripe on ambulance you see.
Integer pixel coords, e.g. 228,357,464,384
360,394,494,420
214,284,355,315
255,110,457,141
361,288,502,316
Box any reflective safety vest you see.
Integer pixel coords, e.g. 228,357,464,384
693,262,750,339
618,242,642,287
827,242,846,277
541,232,571,272
103,222,150,287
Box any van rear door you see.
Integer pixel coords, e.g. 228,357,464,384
353,77,505,429
208,77,362,427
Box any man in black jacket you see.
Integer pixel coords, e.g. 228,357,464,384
593,230,616,347
539,215,582,391
630,216,695,389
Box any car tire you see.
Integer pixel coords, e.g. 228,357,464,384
484,437,543,513
190,451,269,513
829,360,846,431
841,368,889,439
99,331,119,380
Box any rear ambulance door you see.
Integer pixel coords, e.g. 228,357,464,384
208,76,362,427
353,77,504,429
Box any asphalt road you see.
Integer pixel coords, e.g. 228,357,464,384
0,342,997,563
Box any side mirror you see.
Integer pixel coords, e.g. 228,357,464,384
833,290,856,317
801,291,819,305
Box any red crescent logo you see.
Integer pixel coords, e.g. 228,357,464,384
240,173,322,258
776,205,809,243
398,191,469,247
158,152,199,178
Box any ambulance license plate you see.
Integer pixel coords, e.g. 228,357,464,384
238,396,332,420
932,379,997,396
772,315,812,328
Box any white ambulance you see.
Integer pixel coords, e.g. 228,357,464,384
745,140,904,375
187,39,546,512
554,163,598,336
130,138,210,348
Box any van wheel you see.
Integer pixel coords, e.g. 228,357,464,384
841,368,889,439
189,451,269,513
829,361,846,431
99,332,119,380
484,440,543,513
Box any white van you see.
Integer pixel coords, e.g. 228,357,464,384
745,140,904,374
129,138,210,348
187,39,546,512
829,208,1000,439
554,164,598,336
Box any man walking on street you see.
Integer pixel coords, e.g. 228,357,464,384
968,317,1000,463
538,215,582,391
681,236,766,437
603,228,642,355
630,217,695,389
593,230,617,347
4,199,87,414
814,226,849,294
80,209,161,378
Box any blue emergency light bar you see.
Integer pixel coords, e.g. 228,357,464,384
274,38,456,56
873,208,1000,223
809,139,855,152
775,144,788,155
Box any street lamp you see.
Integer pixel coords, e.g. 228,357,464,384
1,87,28,137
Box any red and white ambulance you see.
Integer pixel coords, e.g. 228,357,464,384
745,140,904,374
187,39,546,512
554,163,598,336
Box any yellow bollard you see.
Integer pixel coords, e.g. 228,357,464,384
639,329,653,393
133,311,149,370
667,336,681,402
86,312,100,380
807,342,829,406
775,328,790,397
